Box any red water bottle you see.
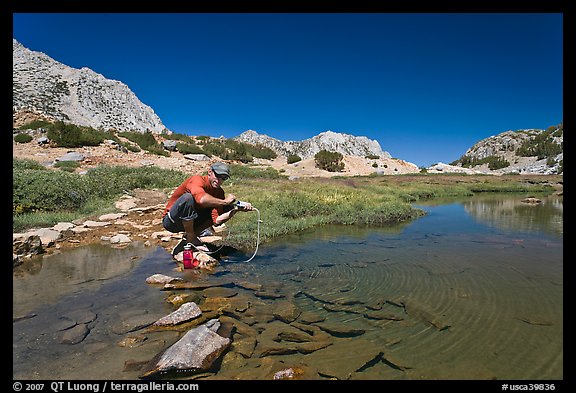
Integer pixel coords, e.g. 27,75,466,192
183,243,194,269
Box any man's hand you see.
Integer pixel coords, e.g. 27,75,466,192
224,194,237,205
236,201,254,211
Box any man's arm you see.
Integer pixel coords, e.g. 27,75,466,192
214,208,238,225
198,192,236,208
213,201,255,225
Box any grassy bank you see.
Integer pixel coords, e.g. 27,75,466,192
13,160,561,249
221,173,560,248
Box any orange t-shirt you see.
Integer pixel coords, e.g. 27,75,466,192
163,175,225,223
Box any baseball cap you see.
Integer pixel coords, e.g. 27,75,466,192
211,162,231,178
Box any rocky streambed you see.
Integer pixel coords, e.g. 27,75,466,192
113,270,418,380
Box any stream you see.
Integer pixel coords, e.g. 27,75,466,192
13,193,563,380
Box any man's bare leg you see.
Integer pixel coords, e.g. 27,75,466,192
182,219,209,252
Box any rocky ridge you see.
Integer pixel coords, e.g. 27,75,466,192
13,39,167,134
447,126,563,175
235,129,391,160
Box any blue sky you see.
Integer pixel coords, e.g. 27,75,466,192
12,13,563,167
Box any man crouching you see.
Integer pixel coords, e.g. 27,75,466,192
162,161,253,257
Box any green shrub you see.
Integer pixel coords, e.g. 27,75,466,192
54,160,81,172
314,150,345,172
517,139,563,159
487,156,510,170
14,133,33,143
13,158,45,171
117,130,173,156
18,120,52,130
46,121,107,147
223,141,253,163
459,155,510,170
13,164,187,216
13,169,89,213
202,141,227,157
287,154,302,164
102,130,121,144
516,124,563,160
83,165,186,199
196,139,277,162
248,144,277,160
47,121,80,147
176,142,206,155
145,145,170,156
123,142,140,152
118,130,158,150
165,132,194,144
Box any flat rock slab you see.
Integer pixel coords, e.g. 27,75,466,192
146,274,183,285
60,324,90,345
153,302,202,326
140,318,231,379
62,310,97,324
111,314,158,335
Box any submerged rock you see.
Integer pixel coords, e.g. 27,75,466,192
273,367,296,379
140,318,231,379
152,302,202,326
60,324,90,345
146,274,183,285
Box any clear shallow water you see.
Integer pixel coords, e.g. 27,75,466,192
13,194,563,380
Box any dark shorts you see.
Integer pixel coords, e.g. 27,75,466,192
162,193,212,233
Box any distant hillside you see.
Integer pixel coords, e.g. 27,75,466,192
447,123,563,175
13,39,168,134
234,129,392,159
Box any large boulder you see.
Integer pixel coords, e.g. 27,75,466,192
140,318,231,379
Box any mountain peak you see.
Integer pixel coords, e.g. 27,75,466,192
13,39,168,134
235,129,391,159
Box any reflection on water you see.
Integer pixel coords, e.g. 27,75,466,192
13,194,563,380
463,194,563,237
417,193,563,237
13,243,151,317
